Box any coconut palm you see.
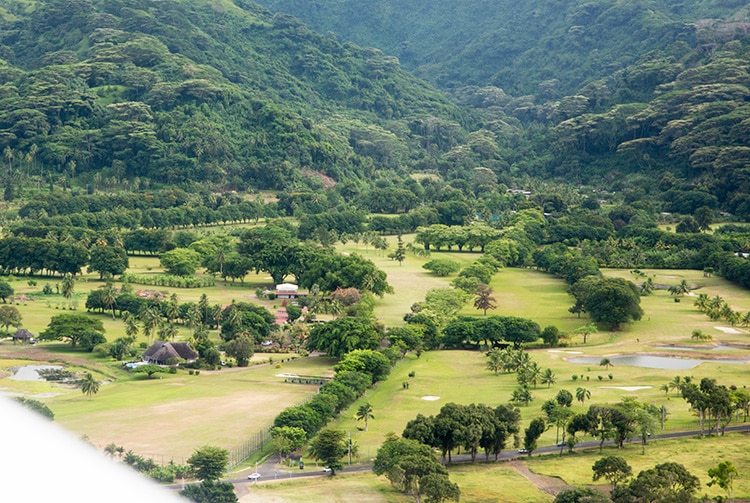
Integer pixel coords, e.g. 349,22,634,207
694,293,710,312
576,387,591,407
668,376,682,394
139,305,161,345
61,273,75,308
485,348,504,375
511,385,534,406
123,312,140,339
356,403,374,431
101,281,118,319
80,372,100,400
518,362,543,389
599,357,613,370
660,383,670,398
540,368,556,388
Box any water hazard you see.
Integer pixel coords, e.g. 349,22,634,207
567,354,748,370
10,365,62,381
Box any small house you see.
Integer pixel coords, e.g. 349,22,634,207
274,283,308,300
12,329,34,344
143,341,198,365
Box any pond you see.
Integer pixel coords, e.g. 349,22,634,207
10,365,63,381
567,354,749,370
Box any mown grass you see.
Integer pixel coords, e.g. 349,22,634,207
240,463,551,503
528,432,750,500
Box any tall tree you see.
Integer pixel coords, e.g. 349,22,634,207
473,283,497,316
592,456,632,488
356,403,375,432
576,387,591,407
308,428,347,475
79,372,101,400
0,305,22,333
187,446,228,481
39,313,106,349
707,461,738,503
61,273,75,308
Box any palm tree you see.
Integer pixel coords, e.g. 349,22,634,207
518,362,543,389
576,387,591,407
694,293,710,312
102,281,118,319
599,357,613,370
139,305,161,345
356,403,375,431
473,284,497,316
668,376,682,395
541,368,556,388
104,443,119,459
123,312,140,339
61,273,75,308
669,280,692,298
80,372,101,400
511,385,534,406
165,293,180,324
485,348,504,375
660,383,670,399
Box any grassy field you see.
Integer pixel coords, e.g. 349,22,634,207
3,244,750,501
528,432,750,500
239,463,552,503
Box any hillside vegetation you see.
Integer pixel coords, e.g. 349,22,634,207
0,0,464,191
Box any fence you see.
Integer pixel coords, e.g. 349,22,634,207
228,426,272,471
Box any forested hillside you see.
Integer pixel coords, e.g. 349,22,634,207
2,0,750,221
257,0,748,95
0,0,465,191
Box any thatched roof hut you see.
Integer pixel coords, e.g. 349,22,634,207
143,341,198,365
12,329,34,344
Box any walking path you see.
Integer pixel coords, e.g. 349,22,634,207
507,459,572,496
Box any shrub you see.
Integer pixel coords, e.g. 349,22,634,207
608,373,613,380
572,375,578,381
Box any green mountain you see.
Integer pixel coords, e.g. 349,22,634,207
256,0,748,96
0,0,465,190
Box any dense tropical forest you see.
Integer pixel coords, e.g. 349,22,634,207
1,0,750,222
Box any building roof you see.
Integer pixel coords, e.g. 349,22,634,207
276,283,299,292
143,341,198,363
12,329,34,340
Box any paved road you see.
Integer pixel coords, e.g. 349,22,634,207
211,422,750,487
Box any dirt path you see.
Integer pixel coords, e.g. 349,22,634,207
507,459,573,496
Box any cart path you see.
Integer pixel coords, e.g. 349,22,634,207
507,459,573,496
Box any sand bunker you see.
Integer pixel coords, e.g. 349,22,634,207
600,386,652,391
715,326,742,334
421,396,440,401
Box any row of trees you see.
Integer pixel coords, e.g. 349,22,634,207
401,402,522,463
273,349,394,446
441,315,541,348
